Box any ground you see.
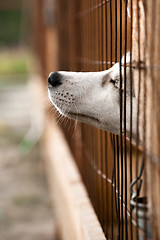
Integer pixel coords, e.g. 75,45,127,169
0,76,57,240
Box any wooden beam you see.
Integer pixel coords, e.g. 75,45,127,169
43,118,106,240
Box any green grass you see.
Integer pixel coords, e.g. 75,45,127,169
0,10,22,46
0,57,28,74
0,10,33,76
0,49,35,75
0,49,36,85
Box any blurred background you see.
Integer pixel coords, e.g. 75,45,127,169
0,0,57,239
1,0,160,240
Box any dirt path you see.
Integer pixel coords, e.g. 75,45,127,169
0,79,56,240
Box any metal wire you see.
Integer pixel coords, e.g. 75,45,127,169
55,0,160,239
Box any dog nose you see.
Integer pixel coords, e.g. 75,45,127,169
48,72,62,87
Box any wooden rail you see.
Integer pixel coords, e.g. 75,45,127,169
44,118,106,240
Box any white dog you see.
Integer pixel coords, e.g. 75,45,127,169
48,54,137,138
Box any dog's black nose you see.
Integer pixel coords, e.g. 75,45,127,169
48,72,62,87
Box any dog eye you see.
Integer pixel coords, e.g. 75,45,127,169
110,77,120,89
102,76,119,87
110,78,115,84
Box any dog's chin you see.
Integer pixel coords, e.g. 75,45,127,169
67,112,101,127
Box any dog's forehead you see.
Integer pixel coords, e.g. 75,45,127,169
57,70,108,84
57,64,122,85
59,70,105,77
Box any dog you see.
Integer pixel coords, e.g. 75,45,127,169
48,53,137,138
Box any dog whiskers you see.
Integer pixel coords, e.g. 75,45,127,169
49,106,55,114
73,103,79,131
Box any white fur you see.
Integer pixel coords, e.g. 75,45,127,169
48,53,137,138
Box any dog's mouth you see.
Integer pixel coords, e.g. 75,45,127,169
67,112,100,124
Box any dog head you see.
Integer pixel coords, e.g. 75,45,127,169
48,54,137,136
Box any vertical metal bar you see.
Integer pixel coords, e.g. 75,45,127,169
105,0,108,69
101,0,104,70
93,0,98,214
111,134,117,240
110,0,113,67
88,0,93,196
129,0,133,239
94,0,99,217
99,0,103,228
98,0,102,224
115,0,117,63
116,136,121,239
114,0,121,238
105,133,109,237
119,0,124,239
113,134,118,232
96,0,102,222
124,1,128,239
100,1,106,231
104,1,109,237
109,0,114,239
102,130,107,234
109,134,113,240
88,0,93,207
90,0,95,211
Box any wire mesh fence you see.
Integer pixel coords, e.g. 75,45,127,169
54,0,160,239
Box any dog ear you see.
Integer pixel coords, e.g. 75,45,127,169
121,52,130,65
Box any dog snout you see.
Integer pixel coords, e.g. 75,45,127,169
48,72,62,87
